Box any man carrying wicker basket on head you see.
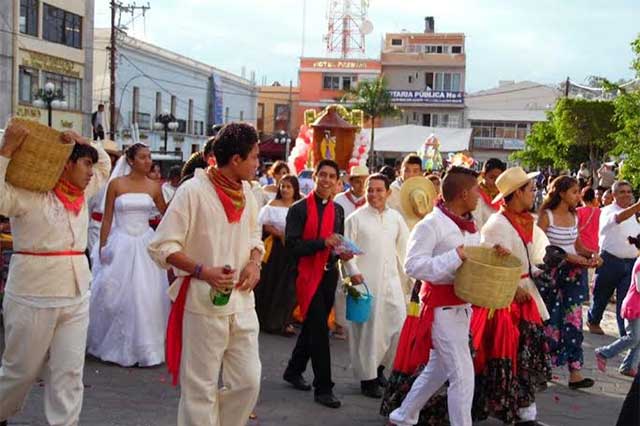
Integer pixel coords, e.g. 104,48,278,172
0,119,111,426
471,167,552,426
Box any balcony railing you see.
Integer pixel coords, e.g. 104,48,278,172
473,137,525,151
388,90,464,105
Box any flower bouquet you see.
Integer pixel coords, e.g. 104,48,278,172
332,234,363,256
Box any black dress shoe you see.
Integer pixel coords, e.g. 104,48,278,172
377,365,388,388
314,392,341,408
283,372,311,391
568,378,595,390
360,379,383,398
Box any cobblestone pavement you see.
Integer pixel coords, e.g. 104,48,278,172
1,305,633,426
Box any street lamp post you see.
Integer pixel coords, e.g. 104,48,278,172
274,130,292,161
33,82,67,127
153,111,179,152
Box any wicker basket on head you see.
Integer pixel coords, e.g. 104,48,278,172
454,246,523,309
4,118,74,192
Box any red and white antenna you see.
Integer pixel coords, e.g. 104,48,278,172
324,0,373,58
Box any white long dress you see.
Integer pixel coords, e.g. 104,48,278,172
87,193,170,367
343,205,409,380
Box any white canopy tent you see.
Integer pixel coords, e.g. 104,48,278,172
360,125,472,153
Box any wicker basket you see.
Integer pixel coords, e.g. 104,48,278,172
454,246,523,309
5,118,74,192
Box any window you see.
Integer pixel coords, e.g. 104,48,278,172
132,87,139,124
43,4,82,49
408,75,413,84
452,45,463,54
20,0,38,36
224,107,229,123
257,103,264,132
41,71,82,110
323,75,340,90
188,99,193,133
412,112,417,121
422,113,431,126
433,72,462,92
425,72,434,90
451,74,461,92
155,92,162,118
135,112,151,129
176,119,186,133
443,73,452,91
342,76,356,91
274,104,289,132
18,66,38,103
239,110,244,121
391,38,403,46
170,95,177,115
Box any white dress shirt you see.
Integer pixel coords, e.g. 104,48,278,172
405,207,480,285
599,202,640,259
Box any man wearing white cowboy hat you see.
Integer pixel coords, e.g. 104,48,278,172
388,154,424,227
472,166,552,426
334,165,369,218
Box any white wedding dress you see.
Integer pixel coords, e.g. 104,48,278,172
87,193,170,367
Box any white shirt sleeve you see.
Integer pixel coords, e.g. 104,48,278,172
404,218,463,283
343,213,361,277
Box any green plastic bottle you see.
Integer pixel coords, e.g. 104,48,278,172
210,264,233,306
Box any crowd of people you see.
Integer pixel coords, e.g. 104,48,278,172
0,120,638,426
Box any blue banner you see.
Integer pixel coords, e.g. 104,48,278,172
388,90,464,105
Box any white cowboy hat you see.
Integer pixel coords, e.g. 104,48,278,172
349,165,369,177
102,140,121,156
492,167,540,204
400,176,437,228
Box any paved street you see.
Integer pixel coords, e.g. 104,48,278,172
1,305,633,426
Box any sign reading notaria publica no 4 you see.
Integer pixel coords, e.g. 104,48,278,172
388,90,464,105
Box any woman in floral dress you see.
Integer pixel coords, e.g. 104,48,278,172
537,176,600,389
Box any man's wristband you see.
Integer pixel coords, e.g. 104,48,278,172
194,263,203,279
249,259,262,270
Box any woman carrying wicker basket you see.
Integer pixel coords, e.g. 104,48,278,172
537,176,599,387
0,120,111,426
472,167,552,426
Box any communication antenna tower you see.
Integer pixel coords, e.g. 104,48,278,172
324,0,373,58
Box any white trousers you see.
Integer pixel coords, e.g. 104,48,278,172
390,306,474,426
178,309,261,426
0,298,89,425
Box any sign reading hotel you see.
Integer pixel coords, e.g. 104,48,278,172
311,61,369,69
389,90,464,105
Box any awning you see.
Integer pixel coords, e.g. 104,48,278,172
360,125,472,153
258,137,286,158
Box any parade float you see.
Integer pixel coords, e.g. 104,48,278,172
288,104,368,174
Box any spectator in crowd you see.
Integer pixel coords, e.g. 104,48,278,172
597,163,616,190
588,181,640,338
162,165,182,203
92,104,106,141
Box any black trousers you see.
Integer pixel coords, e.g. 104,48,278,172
616,372,639,426
286,267,338,395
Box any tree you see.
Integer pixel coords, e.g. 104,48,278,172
342,76,400,169
510,99,616,172
611,35,640,187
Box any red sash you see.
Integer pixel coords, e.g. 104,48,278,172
15,250,84,256
295,194,335,321
166,276,192,386
345,191,365,209
399,282,466,372
478,188,504,211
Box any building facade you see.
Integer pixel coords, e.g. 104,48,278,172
257,83,300,138
381,17,466,129
93,28,257,161
465,80,561,163
296,57,381,127
0,0,94,135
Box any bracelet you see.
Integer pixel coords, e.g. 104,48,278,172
194,263,203,279
249,259,262,270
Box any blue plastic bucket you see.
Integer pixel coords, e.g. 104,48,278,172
346,284,373,323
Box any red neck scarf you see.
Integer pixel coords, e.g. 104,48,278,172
295,193,335,320
53,179,85,215
207,167,245,223
501,205,534,244
478,182,504,211
345,190,365,208
436,199,477,234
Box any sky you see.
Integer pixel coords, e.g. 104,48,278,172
94,0,639,92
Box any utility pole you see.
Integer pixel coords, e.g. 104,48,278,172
109,1,150,141
286,80,293,159
565,76,570,98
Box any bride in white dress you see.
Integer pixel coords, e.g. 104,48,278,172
88,143,170,367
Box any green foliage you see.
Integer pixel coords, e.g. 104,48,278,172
511,112,562,169
342,76,401,166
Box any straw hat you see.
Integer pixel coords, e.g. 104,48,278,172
102,140,121,156
400,176,437,225
492,167,540,204
349,165,369,177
